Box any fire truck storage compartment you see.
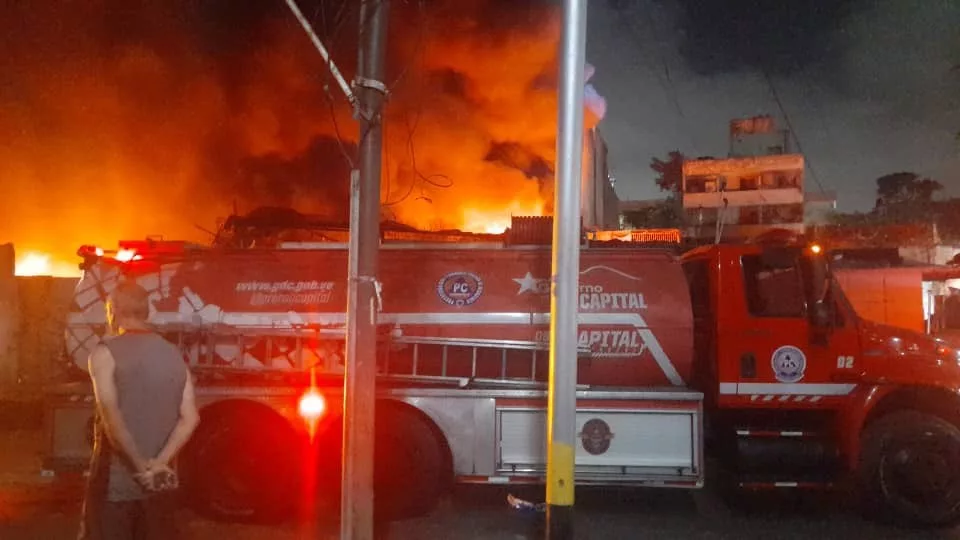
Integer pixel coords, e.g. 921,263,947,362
495,390,702,485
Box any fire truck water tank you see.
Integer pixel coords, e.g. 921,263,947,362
66,246,694,388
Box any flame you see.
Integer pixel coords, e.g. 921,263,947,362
462,199,546,234
0,1,601,255
14,252,80,278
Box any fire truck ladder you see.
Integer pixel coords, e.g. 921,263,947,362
379,335,592,389
156,325,591,390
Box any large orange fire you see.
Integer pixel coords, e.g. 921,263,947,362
461,200,547,235
14,251,81,278
1,1,601,264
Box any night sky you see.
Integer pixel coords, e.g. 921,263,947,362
591,0,959,210
1,0,958,259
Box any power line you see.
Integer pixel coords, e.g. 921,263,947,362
762,69,827,194
382,0,454,207
626,2,701,156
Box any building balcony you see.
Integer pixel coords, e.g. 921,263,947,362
685,222,805,241
682,187,804,209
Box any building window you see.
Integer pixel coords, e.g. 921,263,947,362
741,255,805,318
764,203,804,224
739,175,760,191
738,206,761,225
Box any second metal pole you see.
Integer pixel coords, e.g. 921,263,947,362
342,1,389,539
546,0,588,538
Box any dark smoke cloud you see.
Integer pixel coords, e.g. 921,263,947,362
670,0,860,76
0,0,574,264
591,0,959,210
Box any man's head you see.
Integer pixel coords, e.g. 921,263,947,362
106,280,151,333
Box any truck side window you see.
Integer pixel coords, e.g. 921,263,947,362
682,260,711,322
741,255,805,318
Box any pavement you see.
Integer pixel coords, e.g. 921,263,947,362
2,428,960,539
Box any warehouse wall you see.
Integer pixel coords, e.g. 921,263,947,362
17,276,80,388
0,244,80,399
0,244,18,393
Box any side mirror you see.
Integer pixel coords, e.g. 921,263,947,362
809,301,831,328
807,254,829,304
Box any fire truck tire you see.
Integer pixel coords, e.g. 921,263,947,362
310,403,452,522
182,402,301,524
372,405,450,521
858,410,960,528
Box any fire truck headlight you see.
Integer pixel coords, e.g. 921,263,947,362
298,389,327,421
935,343,960,366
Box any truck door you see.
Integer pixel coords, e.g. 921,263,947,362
728,253,859,405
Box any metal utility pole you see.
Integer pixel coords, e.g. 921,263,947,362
546,0,588,538
342,0,389,539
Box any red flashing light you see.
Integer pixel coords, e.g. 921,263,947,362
115,249,142,262
809,244,823,255
298,389,327,421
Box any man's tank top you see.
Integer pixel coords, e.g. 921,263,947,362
101,331,187,501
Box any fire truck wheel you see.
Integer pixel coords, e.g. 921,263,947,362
182,402,301,524
859,409,960,528
309,403,451,522
373,405,450,521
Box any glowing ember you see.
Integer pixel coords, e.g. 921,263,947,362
14,252,81,278
461,200,546,235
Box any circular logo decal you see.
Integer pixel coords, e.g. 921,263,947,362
579,418,614,455
771,345,806,383
436,272,484,307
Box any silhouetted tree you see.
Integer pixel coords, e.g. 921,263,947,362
875,172,942,207
650,151,686,193
874,172,942,222
622,151,687,228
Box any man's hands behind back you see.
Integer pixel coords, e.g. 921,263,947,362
134,459,179,493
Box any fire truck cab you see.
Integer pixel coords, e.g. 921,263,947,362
42,223,960,528
685,238,960,527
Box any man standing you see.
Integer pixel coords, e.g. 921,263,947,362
79,280,200,540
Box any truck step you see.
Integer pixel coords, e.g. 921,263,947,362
735,429,820,439
738,480,835,490
736,472,837,491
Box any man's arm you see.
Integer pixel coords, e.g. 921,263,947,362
154,371,200,466
88,345,147,473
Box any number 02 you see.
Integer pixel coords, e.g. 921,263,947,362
837,355,854,369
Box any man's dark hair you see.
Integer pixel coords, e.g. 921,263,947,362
108,280,151,322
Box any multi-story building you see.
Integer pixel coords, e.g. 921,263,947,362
681,115,827,242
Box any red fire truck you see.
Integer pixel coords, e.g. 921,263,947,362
42,220,960,527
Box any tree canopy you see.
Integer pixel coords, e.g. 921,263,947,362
621,151,686,229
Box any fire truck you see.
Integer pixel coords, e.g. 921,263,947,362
42,217,960,527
